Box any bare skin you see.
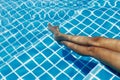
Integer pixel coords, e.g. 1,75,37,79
48,23,120,73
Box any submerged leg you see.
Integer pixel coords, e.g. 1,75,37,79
48,23,120,52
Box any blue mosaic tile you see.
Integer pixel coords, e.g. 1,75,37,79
64,23,73,30
9,60,21,69
1,41,9,47
116,21,120,26
82,10,91,16
109,18,117,23
81,66,91,75
73,73,84,80
27,48,39,56
0,46,2,51
42,48,53,57
106,10,114,16
6,73,18,80
33,67,44,76
3,56,11,62
76,15,85,21
87,60,98,69
70,19,79,25
41,61,52,70
23,73,36,80
102,21,112,29
6,46,14,53
24,42,32,48
48,67,60,76
0,36,5,42
97,28,107,33
12,42,21,48
50,43,60,51
1,66,12,76
43,37,53,46
12,21,20,26
112,76,120,80
73,60,84,69
57,73,69,80
83,19,92,25
89,15,97,20
71,28,81,34
96,69,113,80
56,60,69,70
25,60,37,70
18,53,30,63
94,10,103,16
65,67,77,77
95,18,105,25
84,28,94,34
8,37,16,43
90,23,99,30
101,14,109,19
105,32,115,38
16,67,28,76
39,73,52,80
1,18,9,26
16,47,24,52
34,54,45,64
114,13,120,20
35,43,46,51
49,54,60,64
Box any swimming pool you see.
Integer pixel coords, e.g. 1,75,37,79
0,0,120,80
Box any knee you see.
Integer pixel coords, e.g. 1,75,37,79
91,37,102,42
87,46,97,56
89,37,102,46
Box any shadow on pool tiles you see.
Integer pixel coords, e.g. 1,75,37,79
62,49,97,76
105,65,120,77
113,76,120,80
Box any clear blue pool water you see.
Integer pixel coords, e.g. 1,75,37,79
0,0,120,80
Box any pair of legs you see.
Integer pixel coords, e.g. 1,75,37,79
48,23,120,73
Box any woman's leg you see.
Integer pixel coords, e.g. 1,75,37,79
48,23,120,52
48,23,120,73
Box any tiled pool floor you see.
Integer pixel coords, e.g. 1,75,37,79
0,0,120,80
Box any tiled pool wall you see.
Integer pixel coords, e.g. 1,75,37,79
0,0,120,80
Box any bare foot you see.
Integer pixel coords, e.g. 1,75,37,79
48,23,60,35
48,23,62,41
